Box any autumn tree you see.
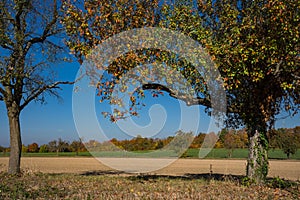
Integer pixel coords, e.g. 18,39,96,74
223,130,246,158
47,140,58,153
27,142,39,153
0,0,73,174
62,0,299,183
70,138,85,155
162,0,299,182
57,138,70,152
62,0,160,64
189,133,206,148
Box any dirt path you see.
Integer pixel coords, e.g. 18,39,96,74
0,157,299,180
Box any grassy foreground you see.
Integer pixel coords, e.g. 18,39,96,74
0,172,299,199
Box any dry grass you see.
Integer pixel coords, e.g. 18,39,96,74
0,158,299,199
0,172,299,200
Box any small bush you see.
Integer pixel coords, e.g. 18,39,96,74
269,177,294,189
241,177,255,187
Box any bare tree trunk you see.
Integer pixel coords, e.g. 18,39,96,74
7,105,22,174
246,129,268,183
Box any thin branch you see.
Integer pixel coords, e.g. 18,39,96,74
0,43,13,50
24,61,47,76
44,38,65,50
24,0,59,53
273,60,283,76
0,84,4,101
20,80,74,110
291,73,300,80
0,86,6,97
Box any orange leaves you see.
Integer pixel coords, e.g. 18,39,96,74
62,0,161,63
130,96,136,103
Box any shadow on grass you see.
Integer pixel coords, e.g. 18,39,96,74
130,173,244,183
80,170,126,176
79,170,299,191
80,170,244,183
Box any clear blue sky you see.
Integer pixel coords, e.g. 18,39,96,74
0,58,299,147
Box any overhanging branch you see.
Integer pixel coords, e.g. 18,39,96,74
0,86,6,97
120,75,238,113
142,83,211,107
141,82,241,113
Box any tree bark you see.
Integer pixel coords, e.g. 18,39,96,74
7,104,22,174
246,129,269,183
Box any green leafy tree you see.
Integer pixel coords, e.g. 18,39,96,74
0,0,73,174
62,0,299,183
21,144,28,153
39,144,48,153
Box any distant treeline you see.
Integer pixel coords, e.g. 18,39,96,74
0,126,299,158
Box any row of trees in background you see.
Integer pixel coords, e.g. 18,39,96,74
1,126,299,158
108,126,300,158
269,126,300,159
21,138,87,155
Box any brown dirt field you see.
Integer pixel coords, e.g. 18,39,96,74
0,157,299,180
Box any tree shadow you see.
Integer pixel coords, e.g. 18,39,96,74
128,173,245,183
80,170,127,176
79,170,299,190
79,170,244,183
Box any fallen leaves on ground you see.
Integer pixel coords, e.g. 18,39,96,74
0,172,299,199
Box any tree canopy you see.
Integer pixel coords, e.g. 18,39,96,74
62,0,299,182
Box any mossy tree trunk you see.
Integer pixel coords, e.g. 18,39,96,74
246,129,269,183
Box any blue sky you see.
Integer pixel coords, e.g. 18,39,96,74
0,57,299,147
